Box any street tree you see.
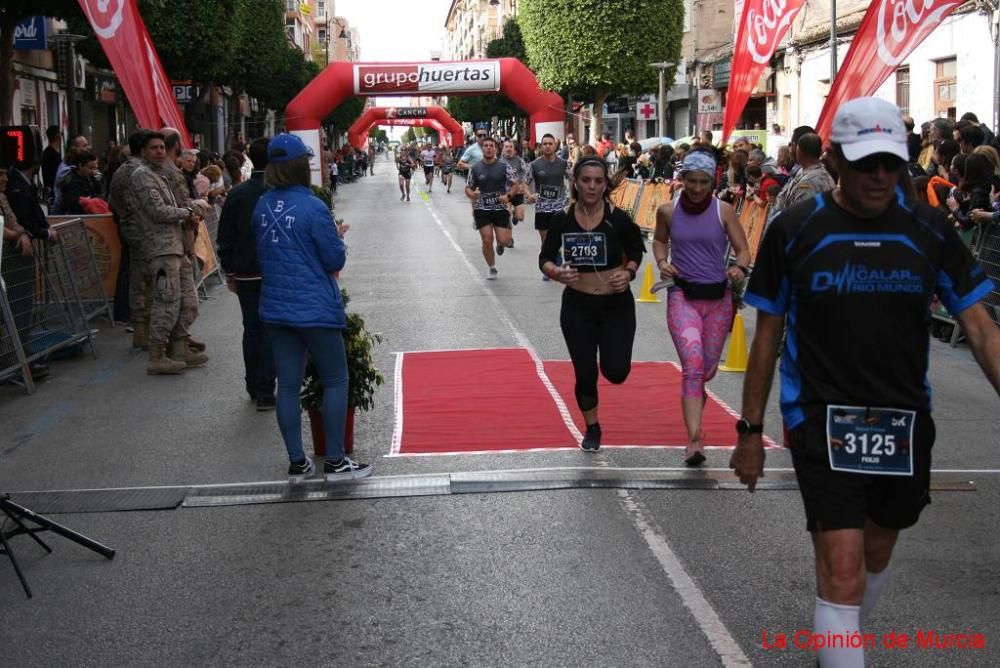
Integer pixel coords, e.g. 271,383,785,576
324,95,366,142
368,128,389,145
520,0,683,144
0,1,71,125
447,17,526,136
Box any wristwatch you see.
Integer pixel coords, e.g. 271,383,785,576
736,418,763,435
626,267,637,281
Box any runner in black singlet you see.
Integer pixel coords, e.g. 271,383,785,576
731,98,1000,668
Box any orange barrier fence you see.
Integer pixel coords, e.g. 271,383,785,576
610,179,643,217
633,182,673,233
48,214,121,298
738,200,771,265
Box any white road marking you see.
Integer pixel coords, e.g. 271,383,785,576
617,489,752,666
418,192,582,443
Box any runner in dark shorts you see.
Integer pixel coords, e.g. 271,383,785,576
731,97,1000,668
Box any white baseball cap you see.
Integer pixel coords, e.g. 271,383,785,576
830,97,908,162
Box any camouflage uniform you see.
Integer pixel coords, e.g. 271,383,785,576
108,157,149,328
128,161,198,348
771,163,836,219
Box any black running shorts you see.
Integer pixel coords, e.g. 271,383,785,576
423,165,434,176
473,209,511,230
511,193,525,207
788,412,934,532
535,211,557,231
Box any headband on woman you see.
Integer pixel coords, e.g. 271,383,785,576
573,156,609,178
681,151,717,177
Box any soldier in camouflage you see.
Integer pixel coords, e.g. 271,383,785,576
127,132,205,375
108,129,151,349
160,127,209,362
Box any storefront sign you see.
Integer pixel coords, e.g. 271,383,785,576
172,81,196,104
14,17,47,50
94,75,118,104
698,89,722,114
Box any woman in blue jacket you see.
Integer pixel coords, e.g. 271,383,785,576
254,134,371,481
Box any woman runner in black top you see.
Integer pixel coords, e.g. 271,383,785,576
539,157,645,450
397,150,414,201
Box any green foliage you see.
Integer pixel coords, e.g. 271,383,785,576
401,128,416,144
520,0,683,98
310,184,333,210
368,128,389,145
301,289,385,413
447,17,526,125
324,96,367,136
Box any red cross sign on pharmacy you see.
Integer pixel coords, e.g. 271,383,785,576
637,102,657,120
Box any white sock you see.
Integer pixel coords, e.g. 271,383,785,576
814,597,864,668
859,567,890,625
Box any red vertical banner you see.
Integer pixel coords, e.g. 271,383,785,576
722,0,806,144
77,0,191,146
816,0,963,140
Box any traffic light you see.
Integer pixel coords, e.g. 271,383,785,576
0,126,44,169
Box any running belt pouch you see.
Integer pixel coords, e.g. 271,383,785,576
675,277,726,300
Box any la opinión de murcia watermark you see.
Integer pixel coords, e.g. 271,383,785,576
761,629,986,652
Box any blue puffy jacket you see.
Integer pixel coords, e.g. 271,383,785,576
253,184,346,328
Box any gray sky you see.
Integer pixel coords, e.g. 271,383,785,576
334,0,452,62
333,0,453,135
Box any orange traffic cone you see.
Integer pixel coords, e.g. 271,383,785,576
719,311,748,372
635,262,661,303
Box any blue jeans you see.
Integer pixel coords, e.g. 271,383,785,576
266,325,348,463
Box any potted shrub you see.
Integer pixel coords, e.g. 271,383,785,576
301,288,384,455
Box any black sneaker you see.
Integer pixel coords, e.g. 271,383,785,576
324,456,372,480
496,241,505,256
256,395,276,411
288,457,315,482
580,423,601,451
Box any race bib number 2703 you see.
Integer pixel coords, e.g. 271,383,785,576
826,406,916,476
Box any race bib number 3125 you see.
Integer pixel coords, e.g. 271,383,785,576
826,406,916,476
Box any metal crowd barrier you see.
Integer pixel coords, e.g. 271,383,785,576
49,218,114,324
1,226,100,394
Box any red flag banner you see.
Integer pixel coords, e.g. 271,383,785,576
77,0,191,146
722,0,806,144
816,0,963,140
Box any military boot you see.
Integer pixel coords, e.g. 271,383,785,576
147,343,186,375
168,337,209,367
131,321,148,350
187,337,207,353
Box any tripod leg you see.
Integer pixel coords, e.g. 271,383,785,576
0,500,115,560
0,528,33,598
3,509,54,553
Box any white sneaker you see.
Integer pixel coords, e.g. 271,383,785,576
487,267,498,280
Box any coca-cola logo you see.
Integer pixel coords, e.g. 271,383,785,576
745,0,803,65
876,0,961,66
81,0,126,39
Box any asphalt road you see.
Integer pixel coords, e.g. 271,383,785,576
0,155,997,667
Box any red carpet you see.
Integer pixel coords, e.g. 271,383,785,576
391,348,577,455
391,348,777,456
542,360,748,448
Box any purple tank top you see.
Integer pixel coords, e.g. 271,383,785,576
670,198,727,284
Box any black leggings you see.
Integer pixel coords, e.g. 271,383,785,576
559,287,636,412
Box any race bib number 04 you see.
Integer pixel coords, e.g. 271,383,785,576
562,232,608,267
826,406,916,476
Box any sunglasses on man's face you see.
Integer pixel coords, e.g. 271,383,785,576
848,153,905,174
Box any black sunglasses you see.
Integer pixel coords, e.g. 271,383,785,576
848,153,905,174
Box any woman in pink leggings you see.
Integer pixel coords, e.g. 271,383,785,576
653,150,750,465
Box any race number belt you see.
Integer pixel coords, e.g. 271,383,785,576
562,232,608,267
480,192,501,207
826,406,916,476
539,185,561,200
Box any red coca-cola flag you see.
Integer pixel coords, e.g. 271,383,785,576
722,0,806,143
816,0,963,140
77,0,191,146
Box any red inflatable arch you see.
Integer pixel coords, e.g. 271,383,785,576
348,106,464,149
355,117,453,145
285,58,564,184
